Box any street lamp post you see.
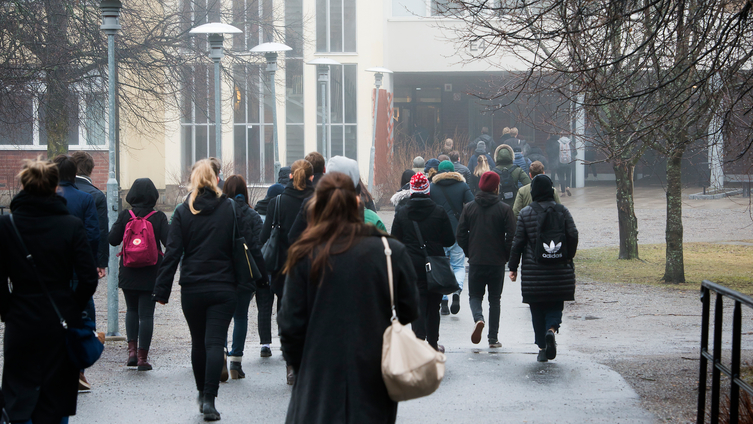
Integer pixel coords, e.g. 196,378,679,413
251,43,292,179
365,67,393,194
306,58,341,160
100,0,123,339
189,23,243,173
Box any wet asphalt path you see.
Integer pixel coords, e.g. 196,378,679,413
72,275,653,424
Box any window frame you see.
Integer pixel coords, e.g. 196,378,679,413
316,0,357,53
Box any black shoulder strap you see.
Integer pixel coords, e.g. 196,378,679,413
8,215,67,329
411,221,429,259
229,199,241,239
274,194,282,226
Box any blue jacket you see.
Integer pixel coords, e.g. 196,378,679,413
75,176,108,268
513,152,532,178
57,181,99,257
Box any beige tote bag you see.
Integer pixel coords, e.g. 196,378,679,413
380,237,446,402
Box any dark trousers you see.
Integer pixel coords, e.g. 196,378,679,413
555,167,569,192
228,288,253,357
181,290,236,396
529,301,564,349
468,265,505,343
412,284,443,349
122,289,156,350
255,284,279,345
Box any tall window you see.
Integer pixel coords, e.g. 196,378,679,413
286,0,304,165
318,64,357,159
233,64,274,183
181,64,217,173
316,0,356,53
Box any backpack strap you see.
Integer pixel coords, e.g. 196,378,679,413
435,185,460,218
143,211,157,220
128,210,136,220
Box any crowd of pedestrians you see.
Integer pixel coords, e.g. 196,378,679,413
0,131,579,422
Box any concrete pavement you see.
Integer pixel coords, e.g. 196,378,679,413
72,275,653,423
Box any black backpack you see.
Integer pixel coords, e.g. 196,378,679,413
530,201,569,264
495,165,519,203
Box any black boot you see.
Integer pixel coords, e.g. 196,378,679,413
203,394,221,421
197,392,204,413
228,356,245,379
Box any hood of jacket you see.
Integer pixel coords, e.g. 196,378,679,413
10,190,69,217
390,189,411,206
405,196,438,221
474,190,500,208
494,144,514,166
432,171,466,185
474,143,488,155
190,188,226,216
514,152,525,161
126,178,159,209
283,181,315,200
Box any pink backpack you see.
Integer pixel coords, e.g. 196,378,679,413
119,210,160,268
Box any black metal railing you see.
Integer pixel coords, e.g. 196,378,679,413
698,280,753,424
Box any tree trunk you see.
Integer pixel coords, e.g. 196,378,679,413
43,0,70,159
613,162,639,259
663,149,685,283
44,76,71,158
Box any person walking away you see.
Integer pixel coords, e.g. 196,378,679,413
255,184,285,223
469,154,491,195
71,151,108,282
545,133,561,189
507,127,530,156
260,159,315,385
390,170,415,216
466,126,493,153
512,146,532,176
223,175,269,379
467,141,495,177
508,175,579,362
391,173,454,352
0,159,99,424
153,159,242,421
512,161,561,218
430,161,473,315
527,145,549,171
456,171,516,348
305,152,326,186
556,136,574,196
53,154,100,391
209,157,225,189
279,172,419,424
412,156,426,174
492,127,511,154
358,179,378,212
441,138,454,155
108,178,168,371
449,150,472,182
492,144,531,208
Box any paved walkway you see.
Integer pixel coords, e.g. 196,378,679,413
72,276,653,423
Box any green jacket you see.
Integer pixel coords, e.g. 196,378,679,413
364,208,386,232
512,183,561,217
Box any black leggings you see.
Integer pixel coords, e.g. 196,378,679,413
181,290,236,397
255,285,279,346
123,289,156,350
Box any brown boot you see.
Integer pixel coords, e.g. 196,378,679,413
127,340,138,367
137,348,152,371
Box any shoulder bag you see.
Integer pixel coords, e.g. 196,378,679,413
8,215,104,369
412,221,459,295
380,237,445,402
230,200,260,291
261,194,283,273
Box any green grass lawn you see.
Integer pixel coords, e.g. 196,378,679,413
575,242,753,294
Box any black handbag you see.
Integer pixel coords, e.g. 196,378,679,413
230,200,260,292
412,221,459,295
8,215,104,369
261,195,283,273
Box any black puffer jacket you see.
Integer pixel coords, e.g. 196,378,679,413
456,191,516,265
109,178,169,292
429,171,474,233
153,189,236,303
391,195,455,285
508,200,579,304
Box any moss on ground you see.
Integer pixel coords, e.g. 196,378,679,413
575,242,753,295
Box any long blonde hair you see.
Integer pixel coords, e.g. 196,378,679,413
290,159,313,191
474,155,490,177
187,159,222,215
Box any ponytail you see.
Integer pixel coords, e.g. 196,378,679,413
290,159,313,191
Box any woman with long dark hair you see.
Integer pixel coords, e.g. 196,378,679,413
0,159,99,424
222,175,268,378
278,172,419,424
153,159,240,421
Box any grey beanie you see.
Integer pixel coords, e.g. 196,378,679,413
413,156,425,169
326,156,360,189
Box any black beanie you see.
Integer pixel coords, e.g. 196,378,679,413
531,174,555,202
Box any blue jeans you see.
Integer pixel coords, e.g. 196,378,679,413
442,242,465,300
228,288,253,357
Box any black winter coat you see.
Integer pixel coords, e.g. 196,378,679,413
456,191,516,265
429,171,474,233
279,230,419,424
153,189,237,303
0,191,98,421
391,195,455,285
109,178,169,292
75,176,109,268
508,200,579,304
